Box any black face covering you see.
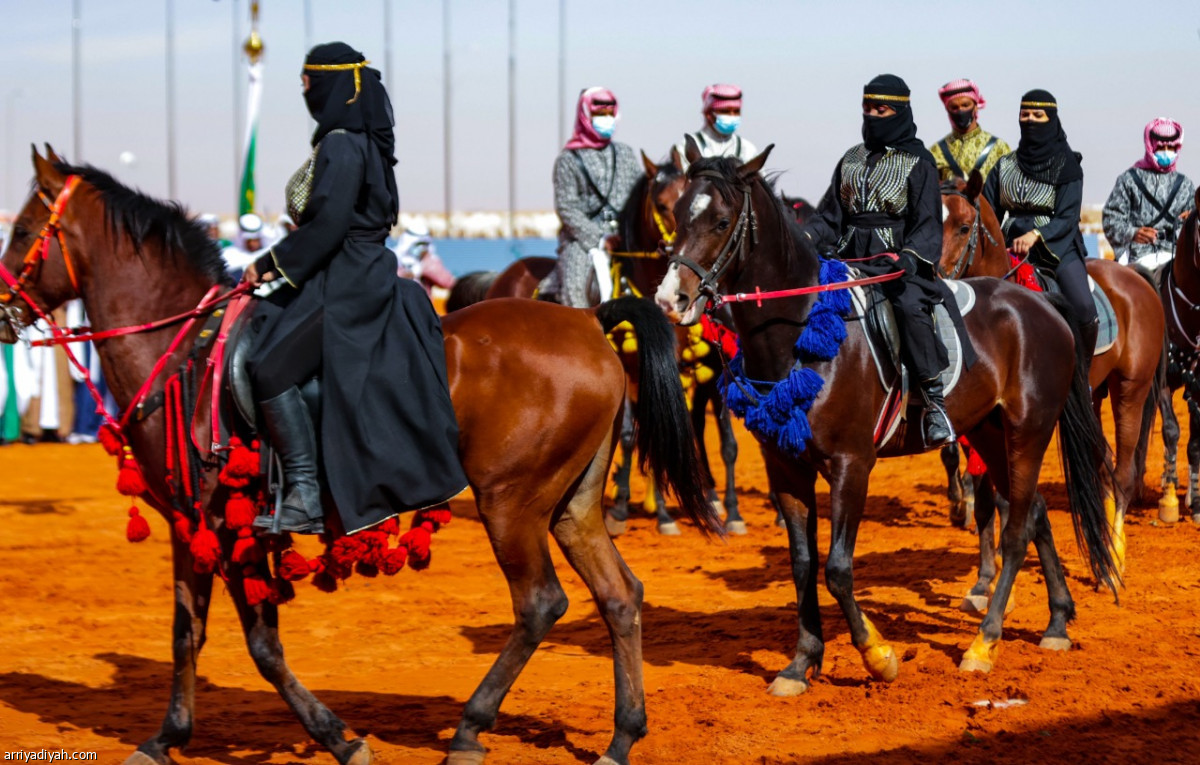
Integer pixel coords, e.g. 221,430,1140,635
861,74,936,167
1015,89,1082,185
950,110,975,132
304,42,399,223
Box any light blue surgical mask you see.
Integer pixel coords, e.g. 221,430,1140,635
1154,150,1177,168
714,114,741,136
591,115,616,139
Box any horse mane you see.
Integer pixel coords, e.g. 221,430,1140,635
686,155,813,272
52,161,231,286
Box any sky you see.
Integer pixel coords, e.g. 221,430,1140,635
1,0,1198,220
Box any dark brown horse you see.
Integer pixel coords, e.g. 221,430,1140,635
656,146,1117,686
1,147,720,765
940,171,1164,584
1155,188,1200,523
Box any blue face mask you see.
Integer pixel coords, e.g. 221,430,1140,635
1154,150,1177,168
713,114,741,136
591,115,616,139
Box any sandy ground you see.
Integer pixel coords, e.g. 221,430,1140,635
1,396,1199,765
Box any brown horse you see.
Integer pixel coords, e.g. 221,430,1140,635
1155,188,1200,523
656,146,1118,686
940,171,1165,584
1,147,720,765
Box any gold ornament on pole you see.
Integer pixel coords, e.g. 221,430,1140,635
244,2,264,63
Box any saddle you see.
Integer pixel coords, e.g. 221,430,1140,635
1031,268,1118,356
850,275,975,451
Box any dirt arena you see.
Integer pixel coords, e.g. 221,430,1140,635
2,397,1199,764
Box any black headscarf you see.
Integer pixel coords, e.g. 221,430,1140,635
861,74,936,167
1014,89,1083,184
303,42,399,223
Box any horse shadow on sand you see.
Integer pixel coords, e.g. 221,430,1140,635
0,652,595,765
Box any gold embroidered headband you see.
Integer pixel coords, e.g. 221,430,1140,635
304,60,371,104
1020,101,1056,109
862,93,910,103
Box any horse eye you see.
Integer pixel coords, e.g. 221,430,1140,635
11,225,28,239
959,225,970,235
717,218,731,232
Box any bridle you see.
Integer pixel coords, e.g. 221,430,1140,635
669,169,758,305
938,187,1000,280
0,174,83,317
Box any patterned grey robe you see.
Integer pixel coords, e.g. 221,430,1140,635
1102,167,1195,264
549,142,640,307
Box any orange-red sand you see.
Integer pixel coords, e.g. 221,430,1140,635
1,399,1199,764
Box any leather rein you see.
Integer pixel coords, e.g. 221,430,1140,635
939,188,1001,280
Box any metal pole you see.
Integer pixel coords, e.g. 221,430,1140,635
166,0,177,198
232,0,242,206
383,0,394,87
303,0,313,51
507,0,516,240
558,0,565,148
72,0,81,160
442,0,452,236
4,90,21,210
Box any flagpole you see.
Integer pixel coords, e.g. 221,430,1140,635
383,0,394,87
507,0,516,240
72,0,81,160
558,0,565,148
231,0,242,208
166,0,177,198
239,2,264,216
443,0,452,237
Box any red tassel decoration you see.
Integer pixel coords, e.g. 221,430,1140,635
379,545,408,575
116,447,148,496
190,526,221,574
355,560,379,578
171,511,194,544
243,570,271,607
415,506,453,529
278,550,312,581
312,570,339,593
232,527,263,564
330,536,367,569
378,517,400,536
219,437,260,489
126,506,151,542
224,492,258,530
98,423,123,456
267,578,295,605
400,525,433,570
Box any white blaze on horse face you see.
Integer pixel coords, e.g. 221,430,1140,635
655,262,682,317
689,193,712,222
942,203,950,222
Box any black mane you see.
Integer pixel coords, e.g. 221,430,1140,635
52,161,232,285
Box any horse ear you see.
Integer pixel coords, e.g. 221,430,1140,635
683,134,702,166
31,144,65,192
965,169,984,201
44,143,63,164
640,149,658,179
669,145,684,172
737,144,774,181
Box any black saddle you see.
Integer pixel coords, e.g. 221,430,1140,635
224,300,321,435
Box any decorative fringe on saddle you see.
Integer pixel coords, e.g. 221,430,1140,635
717,258,852,457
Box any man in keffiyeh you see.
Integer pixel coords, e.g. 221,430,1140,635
929,79,1012,183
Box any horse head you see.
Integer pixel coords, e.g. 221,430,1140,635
654,136,774,325
631,147,686,249
939,169,1004,279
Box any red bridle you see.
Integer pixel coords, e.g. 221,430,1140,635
0,174,83,306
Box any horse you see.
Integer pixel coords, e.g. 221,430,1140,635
445,269,498,311
1,146,722,765
1155,188,1200,523
655,144,1118,687
940,171,1165,586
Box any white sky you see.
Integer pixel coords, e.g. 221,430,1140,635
1,0,1197,218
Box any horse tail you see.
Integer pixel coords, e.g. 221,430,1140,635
595,297,723,536
1130,264,1167,496
445,271,498,312
1045,292,1120,595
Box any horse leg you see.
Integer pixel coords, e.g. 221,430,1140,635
606,399,635,536
960,474,997,616
1187,399,1200,520
231,568,368,765
548,439,648,765
125,535,214,765
1108,376,1153,574
1028,493,1077,651
766,459,824,696
824,457,899,683
711,392,744,534
1159,385,1181,521
942,444,967,528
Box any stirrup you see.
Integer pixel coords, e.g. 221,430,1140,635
254,504,324,535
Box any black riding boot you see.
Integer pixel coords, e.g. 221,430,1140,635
252,387,325,535
919,377,955,448
1079,317,1100,362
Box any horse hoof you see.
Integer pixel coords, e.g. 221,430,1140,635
862,644,900,683
594,757,623,765
1192,514,1200,525
657,521,681,536
959,594,989,615
711,498,726,521
774,516,786,529
342,739,372,765
604,516,627,537
1159,492,1180,523
1039,636,1072,652
446,749,487,765
766,675,809,697
959,656,993,673
726,520,747,536
123,753,160,765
